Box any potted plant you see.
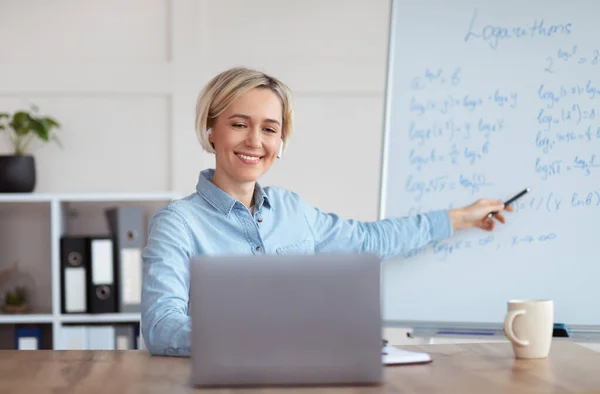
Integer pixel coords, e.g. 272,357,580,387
3,285,28,313
0,105,61,193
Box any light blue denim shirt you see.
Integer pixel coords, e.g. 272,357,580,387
141,169,452,356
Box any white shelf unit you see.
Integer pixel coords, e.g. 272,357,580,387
0,192,179,350
60,313,141,324
0,314,54,324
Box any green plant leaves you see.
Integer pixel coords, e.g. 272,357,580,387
40,117,60,129
0,107,61,154
10,111,33,136
29,118,50,141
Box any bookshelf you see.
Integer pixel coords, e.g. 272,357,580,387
0,314,54,324
0,192,179,350
60,313,141,324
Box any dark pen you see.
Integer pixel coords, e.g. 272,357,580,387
487,188,530,218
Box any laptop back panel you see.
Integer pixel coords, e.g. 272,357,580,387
190,253,382,387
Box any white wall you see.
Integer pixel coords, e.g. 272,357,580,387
0,0,391,222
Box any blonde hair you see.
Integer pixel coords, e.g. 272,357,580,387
195,67,294,153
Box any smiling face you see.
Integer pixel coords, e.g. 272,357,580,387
209,87,283,185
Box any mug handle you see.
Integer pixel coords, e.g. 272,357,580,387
504,310,530,347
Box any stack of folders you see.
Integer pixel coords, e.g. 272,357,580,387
58,324,141,350
60,206,145,315
12,324,141,350
58,206,145,350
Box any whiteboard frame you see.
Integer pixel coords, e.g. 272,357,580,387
377,0,600,336
378,0,397,222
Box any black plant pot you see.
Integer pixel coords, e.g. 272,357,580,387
0,155,36,193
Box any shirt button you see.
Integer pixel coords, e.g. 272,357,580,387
255,246,262,252
257,217,263,223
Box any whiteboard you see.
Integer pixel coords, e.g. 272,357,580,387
380,0,600,328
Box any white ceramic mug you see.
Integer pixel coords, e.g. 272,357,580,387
504,299,554,359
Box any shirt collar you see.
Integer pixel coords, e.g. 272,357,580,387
196,169,272,215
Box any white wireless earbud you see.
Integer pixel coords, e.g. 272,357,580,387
206,128,212,136
277,139,284,159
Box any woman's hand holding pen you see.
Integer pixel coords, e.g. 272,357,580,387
449,199,514,232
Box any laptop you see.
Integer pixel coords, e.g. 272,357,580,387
189,253,383,387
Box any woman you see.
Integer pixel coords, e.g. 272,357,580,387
141,67,511,356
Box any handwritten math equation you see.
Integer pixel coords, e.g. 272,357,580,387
399,12,599,260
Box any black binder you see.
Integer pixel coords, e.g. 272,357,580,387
60,236,88,314
86,236,117,314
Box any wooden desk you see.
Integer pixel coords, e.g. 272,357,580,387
1,341,599,393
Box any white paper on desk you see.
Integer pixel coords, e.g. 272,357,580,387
382,345,432,365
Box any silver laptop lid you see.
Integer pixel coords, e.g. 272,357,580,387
190,253,382,387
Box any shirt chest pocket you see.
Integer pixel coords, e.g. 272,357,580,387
275,239,314,255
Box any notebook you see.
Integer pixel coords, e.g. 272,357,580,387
382,340,432,365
